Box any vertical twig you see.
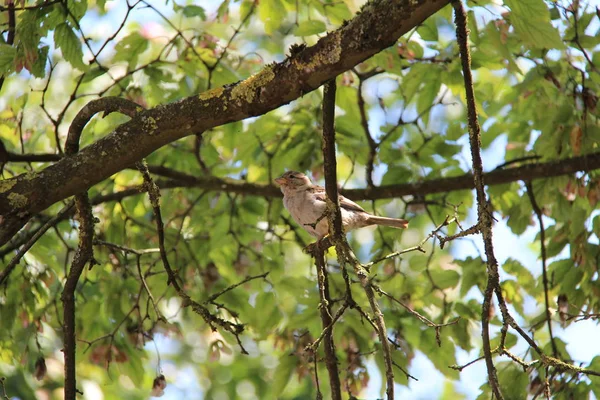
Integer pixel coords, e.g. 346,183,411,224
0,376,10,400
356,76,377,187
453,1,503,398
314,250,342,400
314,355,323,400
316,79,343,400
61,176,94,400
321,79,395,399
526,182,559,358
136,160,249,353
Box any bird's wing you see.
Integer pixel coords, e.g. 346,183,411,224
311,185,366,213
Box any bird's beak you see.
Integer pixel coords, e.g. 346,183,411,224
274,176,287,185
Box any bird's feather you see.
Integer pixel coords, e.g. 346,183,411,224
310,185,366,213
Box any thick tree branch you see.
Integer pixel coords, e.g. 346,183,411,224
4,150,599,201
2,152,598,260
0,0,450,246
65,97,143,154
61,194,93,400
146,152,600,200
4,152,62,163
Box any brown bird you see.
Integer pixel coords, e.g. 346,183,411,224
275,171,408,239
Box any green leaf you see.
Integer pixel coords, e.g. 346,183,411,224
113,32,149,68
271,354,297,396
81,67,106,83
31,46,49,78
590,356,600,398
182,5,206,20
0,44,16,74
417,17,438,41
55,23,86,70
294,20,327,37
431,269,460,289
497,364,529,399
382,165,412,185
502,258,535,292
457,257,486,297
217,0,230,19
323,2,352,24
259,0,286,35
504,0,565,49
401,63,428,104
68,0,88,20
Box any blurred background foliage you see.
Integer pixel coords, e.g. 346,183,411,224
0,0,599,399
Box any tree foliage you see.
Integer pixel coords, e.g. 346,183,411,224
0,0,599,399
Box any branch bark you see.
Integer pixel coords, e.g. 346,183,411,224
0,0,450,246
143,152,600,201
314,250,342,400
453,2,502,398
3,152,598,260
321,79,395,399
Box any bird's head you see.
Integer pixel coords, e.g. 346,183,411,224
274,171,313,192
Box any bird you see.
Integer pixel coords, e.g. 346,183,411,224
274,171,408,239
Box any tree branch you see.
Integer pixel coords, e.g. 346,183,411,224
144,151,600,201
0,0,451,245
60,98,141,399
0,201,74,286
313,250,342,400
453,1,503,398
3,151,598,261
526,182,559,358
136,160,249,354
321,79,395,399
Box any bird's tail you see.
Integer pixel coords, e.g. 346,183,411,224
366,215,409,229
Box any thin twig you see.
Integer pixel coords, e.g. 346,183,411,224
307,303,349,352
136,160,249,354
449,355,487,371
136,256,162,319
93,240,160,255
526,182,559,358
0,377,10,400
392,361,418,381
313,243,342,400
0,201,75,286
204,272,269,304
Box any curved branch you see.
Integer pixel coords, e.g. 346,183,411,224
62,98,140,399
0,0,451,246
65,97,142,154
